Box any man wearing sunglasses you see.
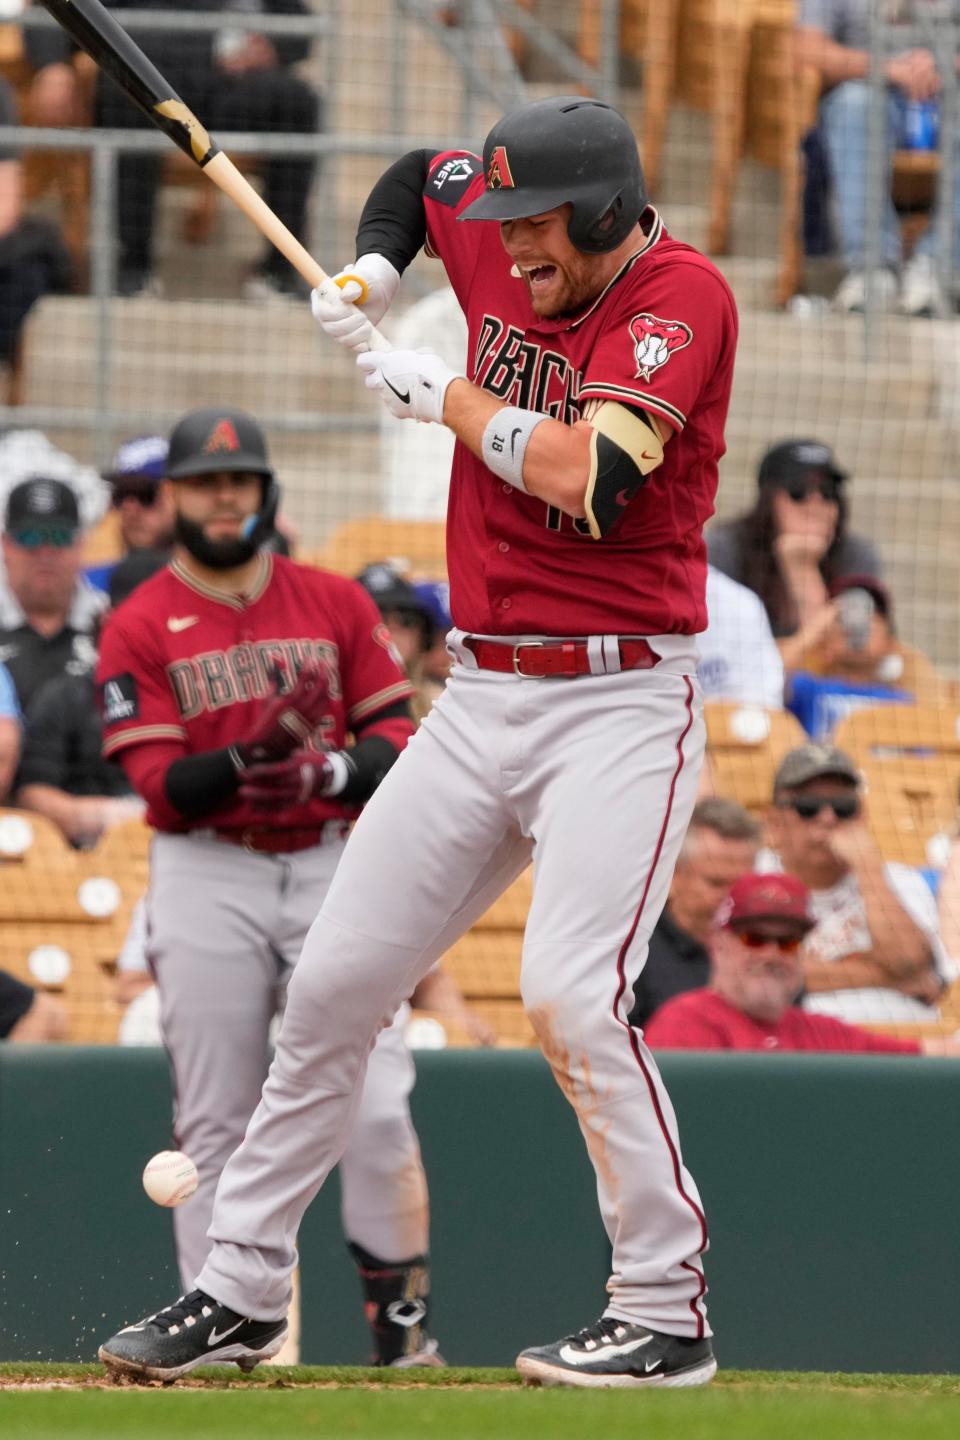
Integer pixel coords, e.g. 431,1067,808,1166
0,477,105,712
762,744,950,1025
645,873,958,1055
105,437,177,558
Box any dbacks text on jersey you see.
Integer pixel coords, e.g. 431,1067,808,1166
474,317,583,422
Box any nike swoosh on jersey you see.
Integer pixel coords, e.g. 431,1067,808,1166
207,1319,246,1347
383,376,411,406
167,616,199,632
558,1334,652,1367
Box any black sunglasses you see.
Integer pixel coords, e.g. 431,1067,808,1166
737,930,804,954
782,479,841,504
781,794,860,821
111,479,160,507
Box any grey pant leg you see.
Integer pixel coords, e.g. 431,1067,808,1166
198,683,533,1317
148,834,286,1290
338,1006,427,1261
277,846,430,1264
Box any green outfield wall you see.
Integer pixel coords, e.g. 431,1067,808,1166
0,1048,956,1373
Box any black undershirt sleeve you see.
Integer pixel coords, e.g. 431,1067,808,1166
163,699,414,815
339,699,413,803
165,749,239,819
355,150,439,274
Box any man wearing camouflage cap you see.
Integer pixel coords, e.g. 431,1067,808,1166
761,744,950,1024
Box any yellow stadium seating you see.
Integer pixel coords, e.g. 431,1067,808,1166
310,517,447,580
703,703,808,816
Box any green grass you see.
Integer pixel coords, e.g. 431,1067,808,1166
0,1365,957,1440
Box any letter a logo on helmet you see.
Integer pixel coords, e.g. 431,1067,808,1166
203,418,242,455
486,145,515,191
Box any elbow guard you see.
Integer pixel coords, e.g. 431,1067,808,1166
582,402,665,539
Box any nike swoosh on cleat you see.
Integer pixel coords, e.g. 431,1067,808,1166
558,1335,652,1366
644,1359,663,1373
383,376,411,406
207,1320,246,1347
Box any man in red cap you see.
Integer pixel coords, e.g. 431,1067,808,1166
645,873,959,1055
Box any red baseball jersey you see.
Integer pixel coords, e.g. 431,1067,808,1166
644,989,921,1054
423,150,739,636
96,553,413,833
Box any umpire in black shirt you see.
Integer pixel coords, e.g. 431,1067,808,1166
630,799,762,1027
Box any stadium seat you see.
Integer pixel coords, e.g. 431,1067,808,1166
0,925,120,1043
314,517,447,579
703,702,808,815
470,868,532,931
443,930,522,999
833,703,960,766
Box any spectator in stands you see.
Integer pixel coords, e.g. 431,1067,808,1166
356,563,447,722
708,440,881,674
646,872,959,1054
630,799,762,1027
0,77,72,372
86,437,175,594
0,476,105,711
762,743,951,1023
787,574,947,738
14,550,163,847
0,659,20,800
797,1,960,316
0,971,67,1044
698,566,785,709
25,1,322,300
412,579,453,707
106,435,176,556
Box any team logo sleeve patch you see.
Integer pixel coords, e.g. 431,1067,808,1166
629,313,693,382
99,673,139,725
429,155,479,207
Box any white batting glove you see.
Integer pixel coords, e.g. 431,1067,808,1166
310,254,400,353
357,348,463,424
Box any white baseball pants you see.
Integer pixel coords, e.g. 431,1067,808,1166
198,645,710,1337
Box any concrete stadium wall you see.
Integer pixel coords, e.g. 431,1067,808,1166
0,1048,956,1373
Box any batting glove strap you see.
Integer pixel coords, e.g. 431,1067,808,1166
481,406,548,492
357,348,463,424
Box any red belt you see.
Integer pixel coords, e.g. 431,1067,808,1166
211,822,350,855
463,636,660,679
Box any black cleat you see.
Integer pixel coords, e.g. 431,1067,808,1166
516,1316,717,1389
98,1289,288,1382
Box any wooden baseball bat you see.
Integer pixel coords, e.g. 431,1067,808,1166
39,0,388,346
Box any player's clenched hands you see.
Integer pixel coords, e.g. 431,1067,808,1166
239,751,336,808
357,348,463,423
231,661,330,769
311,254,400,353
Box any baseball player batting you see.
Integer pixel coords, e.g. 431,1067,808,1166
99,94,738,1387
96,407,441,1368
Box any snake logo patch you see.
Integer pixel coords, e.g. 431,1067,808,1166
629,313,693,382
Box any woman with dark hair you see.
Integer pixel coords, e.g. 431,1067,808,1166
707,439,882,672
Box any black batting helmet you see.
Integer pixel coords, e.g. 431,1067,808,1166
166,406,280,566
166,406,279,547
459,95,647,254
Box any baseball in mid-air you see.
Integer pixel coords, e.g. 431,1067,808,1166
142,1151,199,1207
